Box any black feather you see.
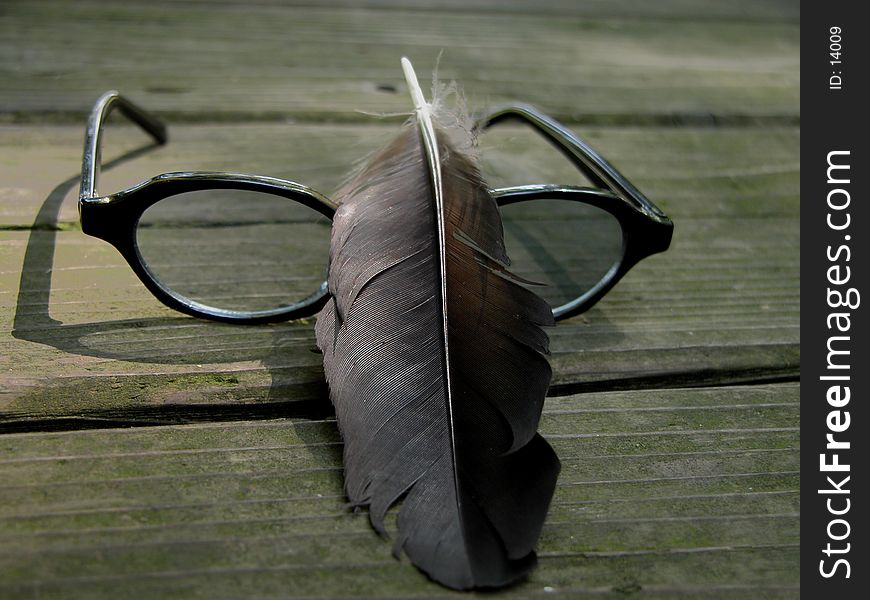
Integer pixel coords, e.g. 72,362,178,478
315,61,559,590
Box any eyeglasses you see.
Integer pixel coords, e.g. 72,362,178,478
79,92,672,324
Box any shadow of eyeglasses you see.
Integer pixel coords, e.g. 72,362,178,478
9,134,629,432
9,141,334,431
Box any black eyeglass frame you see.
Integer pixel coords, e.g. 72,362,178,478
476,104,673,320
79,92,672,324
79,91,337,324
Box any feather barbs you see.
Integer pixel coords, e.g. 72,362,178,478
315,58,559,590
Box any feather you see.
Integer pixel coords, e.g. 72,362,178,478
315,58,560,590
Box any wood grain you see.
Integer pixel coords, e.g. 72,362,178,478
0,383,798,598
0,0,798,123
0,0,799,595
1,124,798,424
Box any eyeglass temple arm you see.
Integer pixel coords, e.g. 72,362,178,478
473,103,669,222
80,91,168,201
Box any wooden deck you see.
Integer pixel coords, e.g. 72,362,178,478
0,1,799,597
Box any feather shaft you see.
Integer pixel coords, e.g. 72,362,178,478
315,58,559,590
401,58,464,551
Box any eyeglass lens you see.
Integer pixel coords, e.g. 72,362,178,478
135,188,622,318
499,198,623,311
135,189,331,314
479,120,625,313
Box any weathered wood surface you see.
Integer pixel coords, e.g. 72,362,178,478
1,384,799,598
1,124,799,425
1,0,798,123
0,0,798,597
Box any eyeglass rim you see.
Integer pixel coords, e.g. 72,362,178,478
79,92,672,324
494,185,671,319
80,172,337,324
476,103,673,320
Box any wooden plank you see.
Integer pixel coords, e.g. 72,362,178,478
1,123,798,424
58,0,798,22
0,0,800,596
0,123,801,228
0,383,799,598
0,1,799,122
